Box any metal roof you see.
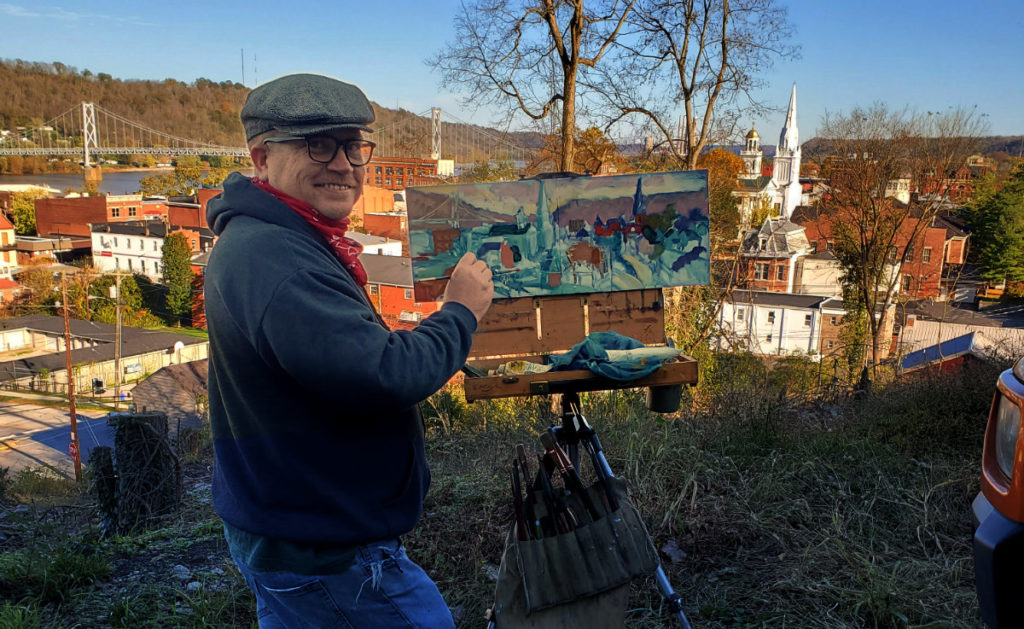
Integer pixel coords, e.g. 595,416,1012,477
900,332,978,372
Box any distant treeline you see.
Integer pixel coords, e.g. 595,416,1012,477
0,59,544,165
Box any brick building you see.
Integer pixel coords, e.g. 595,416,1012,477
364,157,439,190
360,253,442,327
736,217,813,293
35,194,168,238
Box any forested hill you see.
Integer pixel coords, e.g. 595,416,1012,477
0,59,540,153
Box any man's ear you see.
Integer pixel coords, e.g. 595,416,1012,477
251,146,269,181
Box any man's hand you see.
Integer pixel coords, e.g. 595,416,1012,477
444,253,494,323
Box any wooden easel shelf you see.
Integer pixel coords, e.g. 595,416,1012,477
464,357,698,402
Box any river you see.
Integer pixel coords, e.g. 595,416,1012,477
0,169,252,196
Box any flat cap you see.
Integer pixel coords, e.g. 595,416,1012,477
241,73,375,141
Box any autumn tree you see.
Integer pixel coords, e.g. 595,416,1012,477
460,160,519,183
90,273,163,328
8,189,50,234
593,0,799,168
530,126,623,174
816,104,986,376
161,232,194,326
696,147,743,241
431,0,636,171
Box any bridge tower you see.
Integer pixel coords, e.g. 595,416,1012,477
81,102,102,185
431,108,442,160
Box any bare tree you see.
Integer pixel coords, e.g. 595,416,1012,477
814,104,987,377
590,0,798,168
430,0,635,172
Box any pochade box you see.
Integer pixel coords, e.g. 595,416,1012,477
406,170,710,405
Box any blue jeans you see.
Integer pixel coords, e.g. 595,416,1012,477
231,538,456,629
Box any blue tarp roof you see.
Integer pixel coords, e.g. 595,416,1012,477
901,332,977,372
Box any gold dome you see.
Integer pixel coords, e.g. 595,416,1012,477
746,127,759,139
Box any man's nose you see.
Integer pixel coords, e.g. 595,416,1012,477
325,149,354,173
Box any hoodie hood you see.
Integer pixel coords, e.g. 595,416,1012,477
207,171,313,237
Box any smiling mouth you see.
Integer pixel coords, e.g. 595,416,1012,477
316,183,353,191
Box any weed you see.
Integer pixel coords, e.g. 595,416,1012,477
0,603,43,629
6,467,79,500
0,537,111,604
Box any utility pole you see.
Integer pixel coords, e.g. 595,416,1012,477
59,273,83,482
112,272,122,411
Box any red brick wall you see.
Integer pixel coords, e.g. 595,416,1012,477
364,158,438,190
169,205,206,230
739,258,791,292
35,196,106,237
899,226,946,298
946,239,966,264
364,213,407,243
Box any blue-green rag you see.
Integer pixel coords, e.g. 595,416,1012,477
548,331,677,381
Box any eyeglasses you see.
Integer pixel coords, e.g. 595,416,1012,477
264,135,376,167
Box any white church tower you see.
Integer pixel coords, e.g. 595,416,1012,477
771,84,802,219
739,127,762,179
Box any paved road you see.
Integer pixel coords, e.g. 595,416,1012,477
0,400,113,477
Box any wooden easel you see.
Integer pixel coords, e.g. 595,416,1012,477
465,289,696,628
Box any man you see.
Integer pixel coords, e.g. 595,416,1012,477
204,73,493,628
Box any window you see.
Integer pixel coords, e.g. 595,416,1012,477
902,274,912,291
905,244,914,260
754,263,769,280
141,260,146,272
128,259,133,270
386,178,392,186
113,237,118,247
375,166,382,174
385,167,393,175
375,176,382,185
830,316,838,325
827,340,835,349
397,178,403,187
138,239,143,249
804,314,812,327
766,333,773,342
191,239,198,250
111,208,120,218
126,239,131,249
767,311,776,324
886,246,898,264
736,309,745,321
396,167,404,175
368,285,379,295
776,266,785,281
153,241,158,251
922,247,932,263
404,289,413,300
128,206,137,217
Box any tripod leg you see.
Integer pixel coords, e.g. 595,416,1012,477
655,564,693,629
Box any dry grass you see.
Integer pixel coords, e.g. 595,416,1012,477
0,356,998,628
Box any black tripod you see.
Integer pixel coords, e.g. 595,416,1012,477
547,390,693,629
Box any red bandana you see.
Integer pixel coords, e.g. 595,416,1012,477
251,178,367,286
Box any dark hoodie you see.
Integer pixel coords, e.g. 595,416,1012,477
205,172,476,547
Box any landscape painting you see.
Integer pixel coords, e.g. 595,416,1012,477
406,171,710,300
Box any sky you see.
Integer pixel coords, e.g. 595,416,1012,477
1,0,1022,144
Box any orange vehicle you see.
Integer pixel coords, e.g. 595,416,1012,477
973,357,1024,627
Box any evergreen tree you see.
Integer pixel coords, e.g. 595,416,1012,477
161,232,193,326
964,164,1024,284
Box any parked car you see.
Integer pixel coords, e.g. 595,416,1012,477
973,356,1024,627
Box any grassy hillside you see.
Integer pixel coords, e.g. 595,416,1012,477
0,353,997,628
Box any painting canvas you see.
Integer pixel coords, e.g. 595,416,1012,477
407,170,710,300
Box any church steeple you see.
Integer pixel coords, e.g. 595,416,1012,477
778,84,798,152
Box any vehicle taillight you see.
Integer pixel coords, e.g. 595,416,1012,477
995,393,1021,481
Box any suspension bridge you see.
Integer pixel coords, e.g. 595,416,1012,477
0,102,538,173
